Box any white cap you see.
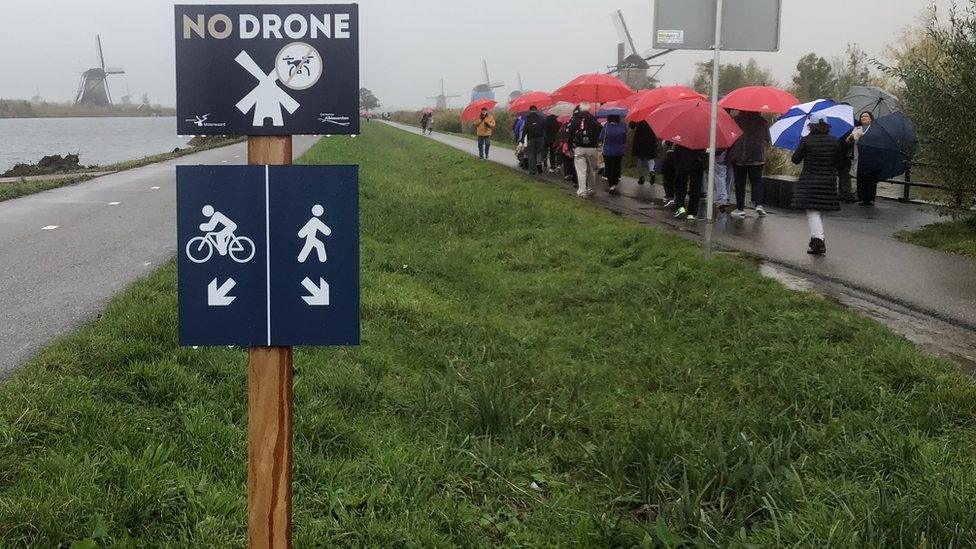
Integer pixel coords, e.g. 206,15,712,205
808,113,827,125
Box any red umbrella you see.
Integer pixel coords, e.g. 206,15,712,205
550,73,633,104
719,86,799,114
645,100,742,150
460,99,497,121
626,86,706,122
615,89,653,110
508,91,554,113
421,107,434,115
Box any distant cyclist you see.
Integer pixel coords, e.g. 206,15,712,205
198,205,237,255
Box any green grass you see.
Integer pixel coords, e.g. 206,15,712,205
3,122,976,546
0,174,97,202
895,216,976,258
0,138,245,203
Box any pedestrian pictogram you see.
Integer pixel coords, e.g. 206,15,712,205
177,165,359,346
297,204,331,263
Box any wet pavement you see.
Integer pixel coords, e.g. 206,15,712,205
384,121,976,338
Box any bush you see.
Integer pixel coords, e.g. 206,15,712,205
883,2,976,208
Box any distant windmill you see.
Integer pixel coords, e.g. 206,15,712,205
608,10,672,89
30,86,42,105
75,35,125,107
120,83,133,106
471,60,504,102
427,78,461,110
508,72,527,102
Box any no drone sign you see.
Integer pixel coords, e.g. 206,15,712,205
174,4,359,136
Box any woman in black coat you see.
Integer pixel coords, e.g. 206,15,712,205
791,114,843,255
628,120,658,185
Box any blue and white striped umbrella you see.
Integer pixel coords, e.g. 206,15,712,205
769,100,855,150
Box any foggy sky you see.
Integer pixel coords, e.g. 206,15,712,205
0,0,956,110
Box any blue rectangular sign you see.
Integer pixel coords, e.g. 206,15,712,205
177,165,359,346
175,4,360,136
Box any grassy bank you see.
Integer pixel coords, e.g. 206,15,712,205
3,122,976,546
896,215,976,258
0,137,245,202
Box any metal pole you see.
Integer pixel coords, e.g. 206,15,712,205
247,136,294,549
704,0,724,260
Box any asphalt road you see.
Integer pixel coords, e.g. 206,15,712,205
0,136,320,378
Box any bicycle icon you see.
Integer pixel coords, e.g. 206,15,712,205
185,205,256,264
186,232,256,264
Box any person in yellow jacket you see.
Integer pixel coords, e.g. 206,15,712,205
475,107,496,160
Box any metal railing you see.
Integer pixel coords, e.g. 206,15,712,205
882,163,964,207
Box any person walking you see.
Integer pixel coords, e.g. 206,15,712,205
729,110,771,218
837,127,856,202
545,113,561,173
568,103,603,197
659,142,676,207
849,111,879,205
791,113,843,255
425,113,435,135
629,120,658,185
672,145,705,220
554,120,577,184
522,106,547,175
420,112,430,134
600,114,628,194
475,107,496,160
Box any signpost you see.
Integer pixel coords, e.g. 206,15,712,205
175,4,359,136
174,5,359,547
653,0,781,259
177,165,360,346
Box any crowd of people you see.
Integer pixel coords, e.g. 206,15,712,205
419,101,884,256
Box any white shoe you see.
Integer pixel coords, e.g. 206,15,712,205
663,199,676,209
756,205,767,217
731,209,746,218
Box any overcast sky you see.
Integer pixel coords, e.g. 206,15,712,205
0,0,955,110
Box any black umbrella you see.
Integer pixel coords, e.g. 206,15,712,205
843,86,900,118
857,111,917,180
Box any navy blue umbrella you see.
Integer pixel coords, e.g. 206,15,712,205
857,111,917,180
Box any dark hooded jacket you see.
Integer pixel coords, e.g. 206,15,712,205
729,112,771,165
628,121,658,158
790,132,843,211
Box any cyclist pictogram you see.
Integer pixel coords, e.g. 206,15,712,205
186,204,256,264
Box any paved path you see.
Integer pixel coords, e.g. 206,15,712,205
384,121,976,332
0,137,320,378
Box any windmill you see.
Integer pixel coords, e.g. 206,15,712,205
30,86,42,105
471,60,504,102
120,83,133,106
75,35,125,107
608,10,672,89
508,72,527,102
427,78,461,110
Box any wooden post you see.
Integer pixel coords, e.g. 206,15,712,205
247,136,293,549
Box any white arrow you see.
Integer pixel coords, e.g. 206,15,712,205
208,278,237,306
301,277,330,306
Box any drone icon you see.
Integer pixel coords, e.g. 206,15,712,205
282,54,314,77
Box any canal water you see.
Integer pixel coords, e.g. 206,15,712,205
0,117,190,173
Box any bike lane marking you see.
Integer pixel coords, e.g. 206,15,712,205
41,225,58,230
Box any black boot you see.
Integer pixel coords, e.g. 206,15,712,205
807,238,826,255
637,176,645,185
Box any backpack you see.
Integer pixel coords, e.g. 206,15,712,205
523,114,545,139
573,115,600,147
